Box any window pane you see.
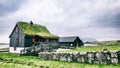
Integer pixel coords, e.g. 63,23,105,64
19,37,22,43
16,27,18,32
32,38,36,42
46,38,49,42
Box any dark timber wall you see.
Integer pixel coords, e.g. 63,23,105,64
24,37,33,47
10,25,24,47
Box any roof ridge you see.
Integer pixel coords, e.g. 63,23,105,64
60,36,79,38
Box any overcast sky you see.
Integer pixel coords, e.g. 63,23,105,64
0,0,120,43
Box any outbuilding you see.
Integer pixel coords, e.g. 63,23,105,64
59,36,84,47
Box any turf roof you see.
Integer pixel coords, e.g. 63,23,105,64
17,21,58,38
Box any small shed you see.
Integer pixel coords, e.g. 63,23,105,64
59,36,84,47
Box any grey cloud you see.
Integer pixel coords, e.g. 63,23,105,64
0,0,26,17
0,19,13,34
91,8,120,29
0,0,120,42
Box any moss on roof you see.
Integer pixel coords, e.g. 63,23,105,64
17,21,58,38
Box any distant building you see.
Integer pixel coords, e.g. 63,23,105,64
9,21,58,53
59,36,84,47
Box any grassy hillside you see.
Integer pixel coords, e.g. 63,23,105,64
0,53,120,68
59,40,120,52
66,45,120,52
86,40,120,46
97,40,120,46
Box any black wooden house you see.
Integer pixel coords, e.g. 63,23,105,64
9,21,58,53
59,36,84,47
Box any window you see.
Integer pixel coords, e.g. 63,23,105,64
53,40,56,43
32,38,36,43
16,27,18,33
19,37,22,43
46,38,49,42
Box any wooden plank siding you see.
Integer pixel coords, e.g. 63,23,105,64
9,25,24,47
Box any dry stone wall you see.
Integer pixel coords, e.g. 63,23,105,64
39,51,120,64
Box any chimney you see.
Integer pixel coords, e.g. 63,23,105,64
30,21,33,25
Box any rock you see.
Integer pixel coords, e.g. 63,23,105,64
38,50,120,64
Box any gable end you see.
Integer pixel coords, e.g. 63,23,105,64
9,24,24,38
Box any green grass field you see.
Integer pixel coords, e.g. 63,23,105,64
0,53,120,68
65,40,120,52
87,40,120,46
0,40,120,68
66,45,120,52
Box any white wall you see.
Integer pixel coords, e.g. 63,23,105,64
9,47,24,53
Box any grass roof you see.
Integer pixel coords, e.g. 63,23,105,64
17,21,58,38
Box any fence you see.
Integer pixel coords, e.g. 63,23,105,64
20,42,58,55
39,50,120,64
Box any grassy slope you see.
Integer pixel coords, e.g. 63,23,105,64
67,40,120,52
97,40,120,46
67,45,120,52
86,40,120,46
0,53,120,68
18,22,58,38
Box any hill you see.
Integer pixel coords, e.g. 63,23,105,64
59,40,120,52
88,40,120,46
81,37,97,42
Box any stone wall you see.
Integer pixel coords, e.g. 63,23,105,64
39,51,120,64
